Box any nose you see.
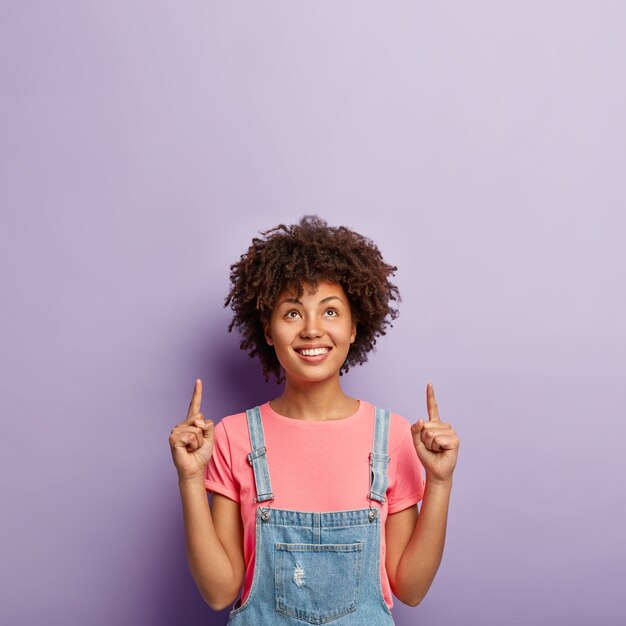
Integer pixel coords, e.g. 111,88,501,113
299,315,322,338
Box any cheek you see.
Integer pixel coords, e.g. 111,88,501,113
342,319,356,338
270,326,292,349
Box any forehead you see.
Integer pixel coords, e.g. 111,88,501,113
276,279,348,302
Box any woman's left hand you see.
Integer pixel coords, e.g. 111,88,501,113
410,383,460,485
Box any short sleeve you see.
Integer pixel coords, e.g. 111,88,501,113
386,423,425,514
205,420,240,502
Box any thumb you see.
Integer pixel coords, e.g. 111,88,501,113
194,418,214,439
411,418,424,433
411,419,425,446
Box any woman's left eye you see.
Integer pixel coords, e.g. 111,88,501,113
325,308,338,317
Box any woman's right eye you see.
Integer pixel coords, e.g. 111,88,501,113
285,310,300,319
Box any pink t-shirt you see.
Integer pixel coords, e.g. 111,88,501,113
205,399,425,611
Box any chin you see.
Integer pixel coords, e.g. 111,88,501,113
286,368,338,384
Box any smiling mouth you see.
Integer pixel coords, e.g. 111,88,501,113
295,347,331,356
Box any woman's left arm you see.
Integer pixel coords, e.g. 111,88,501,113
386,383,459,607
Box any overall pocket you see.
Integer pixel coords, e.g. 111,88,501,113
274,542,363,625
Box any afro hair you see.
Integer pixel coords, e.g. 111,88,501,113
224,215,401,384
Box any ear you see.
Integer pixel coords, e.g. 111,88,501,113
350,321,357,344
263,322,273,346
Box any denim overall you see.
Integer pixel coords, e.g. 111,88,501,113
227,405,395,625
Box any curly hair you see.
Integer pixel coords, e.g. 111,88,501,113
224,215,401,384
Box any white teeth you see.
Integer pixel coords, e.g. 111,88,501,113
299,348,329,356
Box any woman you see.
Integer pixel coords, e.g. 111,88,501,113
169,215,459,624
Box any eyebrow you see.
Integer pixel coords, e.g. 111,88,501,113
279,295,343,306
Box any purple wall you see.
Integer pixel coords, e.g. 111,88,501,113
2,2,624,625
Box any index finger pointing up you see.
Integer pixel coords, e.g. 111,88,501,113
426,383,441,421
186,378,203,423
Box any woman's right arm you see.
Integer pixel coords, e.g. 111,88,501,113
170,379,245,611
178,479,244,610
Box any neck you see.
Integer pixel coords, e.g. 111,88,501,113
270,375,359,421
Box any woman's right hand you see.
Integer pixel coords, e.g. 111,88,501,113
169,379,215,481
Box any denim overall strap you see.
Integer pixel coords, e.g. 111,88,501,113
228,404,397,624
368,407,391,507
245,406,274,504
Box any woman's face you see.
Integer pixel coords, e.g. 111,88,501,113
264,279,357,384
